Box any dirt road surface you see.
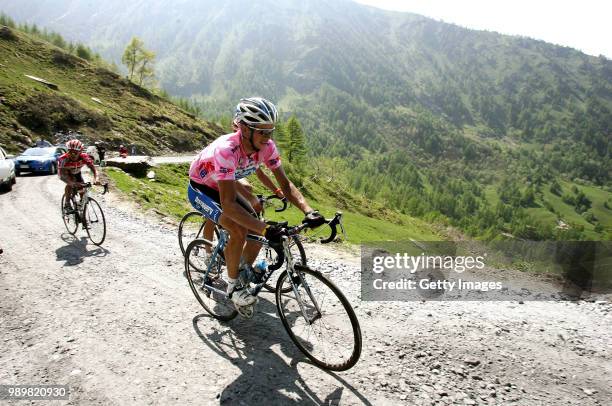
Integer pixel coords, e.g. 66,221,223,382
1,174,610,405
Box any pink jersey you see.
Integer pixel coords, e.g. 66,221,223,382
189,130,282,190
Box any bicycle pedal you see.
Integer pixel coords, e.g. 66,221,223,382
235,303,256,319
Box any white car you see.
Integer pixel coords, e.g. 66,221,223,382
0,146,16,192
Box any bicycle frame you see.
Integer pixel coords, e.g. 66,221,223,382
197,229,298,298
194,224,325,325
67,183,108,219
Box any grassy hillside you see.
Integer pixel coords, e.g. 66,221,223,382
0,26,222,154
105,163,441,243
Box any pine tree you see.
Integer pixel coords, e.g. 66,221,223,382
75,44,92,60
286,115,307,166
273,121,290,158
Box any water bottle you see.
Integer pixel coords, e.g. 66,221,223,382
252,259,268,283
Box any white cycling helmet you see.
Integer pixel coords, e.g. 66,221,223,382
234,97,278,127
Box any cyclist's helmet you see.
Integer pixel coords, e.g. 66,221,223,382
234,97,278,127
66,139,84,151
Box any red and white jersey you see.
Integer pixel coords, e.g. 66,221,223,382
58,152,94,175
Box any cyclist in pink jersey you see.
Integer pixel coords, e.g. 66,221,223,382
195,119,285,252
188,97,324,307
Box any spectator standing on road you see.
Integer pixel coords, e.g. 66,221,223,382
95,141,106,163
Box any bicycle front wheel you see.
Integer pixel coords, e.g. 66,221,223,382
61,194,78,235
83,198,106,245
185,238,237,321
276,265,362,371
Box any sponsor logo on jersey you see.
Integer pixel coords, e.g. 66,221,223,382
234,165,256,179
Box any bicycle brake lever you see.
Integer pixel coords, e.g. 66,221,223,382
320,212,343,244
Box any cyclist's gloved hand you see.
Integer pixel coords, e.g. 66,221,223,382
302,210,326,228
264,223,286,244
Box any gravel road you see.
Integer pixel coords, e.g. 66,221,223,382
1,173,610,405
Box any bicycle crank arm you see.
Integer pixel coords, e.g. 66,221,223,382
202,283,227,298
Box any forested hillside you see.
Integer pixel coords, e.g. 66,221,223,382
1,0,610,240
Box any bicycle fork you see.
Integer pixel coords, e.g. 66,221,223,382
281,237,322,325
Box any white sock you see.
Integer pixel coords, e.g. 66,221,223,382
226,277,237,293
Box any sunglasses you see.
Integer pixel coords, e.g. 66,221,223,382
68,149,80,155
247,125,274,136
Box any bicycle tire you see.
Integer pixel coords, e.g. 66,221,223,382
185,238,237,321
83,198,106,245
61,194,78,235
275,265,362,371
263,235,307,293
179,212,205,256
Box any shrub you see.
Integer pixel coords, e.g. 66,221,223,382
0,26,17,40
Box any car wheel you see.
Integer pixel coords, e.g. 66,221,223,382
11,174,16,184
15,170,20,177
6,180,12,191
50,163,57,175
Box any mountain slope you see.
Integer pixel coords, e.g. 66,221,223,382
1,1,610,240
1,0,609,135
0,26,221,154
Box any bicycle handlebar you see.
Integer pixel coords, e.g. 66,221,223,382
73,182,109,194
280,211,345,244
319,211,343,244
257,194,288,212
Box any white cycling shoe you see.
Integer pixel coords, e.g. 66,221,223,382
230,287,257,307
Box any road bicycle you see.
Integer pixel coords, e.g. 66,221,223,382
184,214,361,371
61,182,108,245
178,194,308,293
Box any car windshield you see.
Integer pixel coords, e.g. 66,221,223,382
22,147,56,156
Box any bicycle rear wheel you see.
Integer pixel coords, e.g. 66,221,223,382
263,235,306,293
179,212,206,256
61,194,78,235
185,238,237,321
178,212,222,264
276,265,362,371
83,198,106,245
